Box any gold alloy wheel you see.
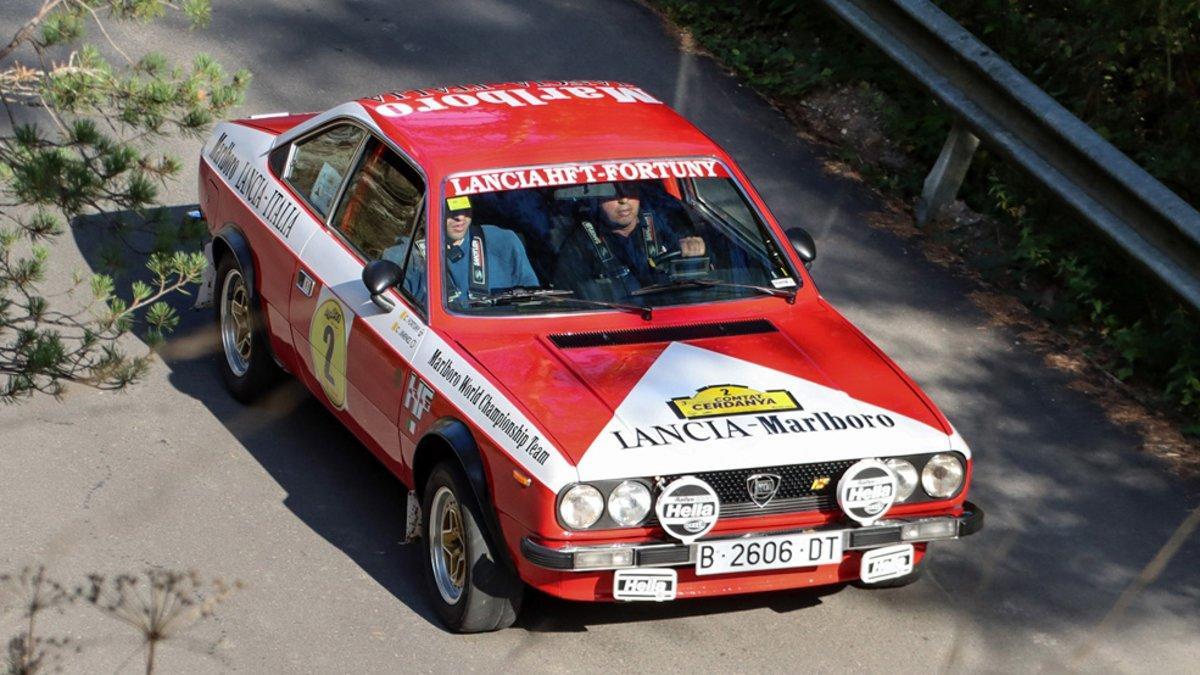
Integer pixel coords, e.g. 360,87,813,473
430,486,467,604
220,268,252,376
441,503,467,588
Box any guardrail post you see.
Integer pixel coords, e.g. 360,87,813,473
917,120,979,225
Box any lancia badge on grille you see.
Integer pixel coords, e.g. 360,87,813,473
746,473,781,507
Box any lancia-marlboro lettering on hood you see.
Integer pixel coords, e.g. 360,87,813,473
196,80,983,633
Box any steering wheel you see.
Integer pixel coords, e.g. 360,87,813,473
650,249,683,267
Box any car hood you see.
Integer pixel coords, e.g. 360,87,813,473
458,305,956,482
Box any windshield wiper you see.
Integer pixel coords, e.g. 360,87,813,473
630,278,797,304
475,288,653,321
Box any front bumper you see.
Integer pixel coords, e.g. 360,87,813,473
522,501,983,572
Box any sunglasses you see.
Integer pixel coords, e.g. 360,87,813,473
605,183,641,200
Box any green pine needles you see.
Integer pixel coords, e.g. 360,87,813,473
0,0,250,402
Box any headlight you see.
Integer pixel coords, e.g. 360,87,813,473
884,458,919,502
559,484,604,529
921,454,964,498
607,480,652,526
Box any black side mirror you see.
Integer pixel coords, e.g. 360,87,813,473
784,226,816,269
362,259,403,312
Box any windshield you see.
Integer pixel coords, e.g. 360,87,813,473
434,159,798,315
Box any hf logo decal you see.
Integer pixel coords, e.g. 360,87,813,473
309,289,352,410
402,372,434,435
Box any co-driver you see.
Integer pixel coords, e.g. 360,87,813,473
397,196,539,307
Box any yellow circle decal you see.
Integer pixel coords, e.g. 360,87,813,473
309,298,348,409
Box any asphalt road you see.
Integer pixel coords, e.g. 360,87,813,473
2,1,1199,672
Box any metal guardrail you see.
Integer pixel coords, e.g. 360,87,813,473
815,0,1200,311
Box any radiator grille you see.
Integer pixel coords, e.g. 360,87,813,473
651,459,858,521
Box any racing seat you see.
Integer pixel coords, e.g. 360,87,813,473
469,191,551,285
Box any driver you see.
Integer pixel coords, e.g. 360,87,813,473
552,182,706,298
442,196,539,306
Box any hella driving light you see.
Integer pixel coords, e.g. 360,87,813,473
883,458,919,502
573,547,636,570
560,484,604,529
607,480,653,526
901,519,958,541
921,454,965,498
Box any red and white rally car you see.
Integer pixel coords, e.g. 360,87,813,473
196,80,982,632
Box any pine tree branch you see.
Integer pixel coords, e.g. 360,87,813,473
71,0,133,66
0,0,65,63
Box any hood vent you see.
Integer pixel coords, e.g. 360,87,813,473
549,319,776,349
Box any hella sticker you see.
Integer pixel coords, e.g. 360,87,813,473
655,476,720,544
613,568,677,602
837,459,898,526
859,544,915,584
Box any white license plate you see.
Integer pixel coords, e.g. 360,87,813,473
695,531,844,576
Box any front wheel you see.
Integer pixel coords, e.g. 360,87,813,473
421,462,523,632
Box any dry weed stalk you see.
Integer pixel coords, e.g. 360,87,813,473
0,567,77,675
80,569,241,675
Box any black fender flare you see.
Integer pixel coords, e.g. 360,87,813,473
213,224,256,297
416,417,517,573
212,224,283,368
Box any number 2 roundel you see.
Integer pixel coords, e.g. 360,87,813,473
309,294,349,409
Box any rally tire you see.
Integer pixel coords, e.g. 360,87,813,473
421,462,523,633
215,253,279,402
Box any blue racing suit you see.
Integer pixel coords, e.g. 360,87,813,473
388,224,538,308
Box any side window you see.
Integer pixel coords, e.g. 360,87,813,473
692,177,756,237
285,124,366,218
332,139,427,310
400,214,428,312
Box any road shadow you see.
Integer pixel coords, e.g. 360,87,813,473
69,206,443,624
518,584,843,633
164,313,446,625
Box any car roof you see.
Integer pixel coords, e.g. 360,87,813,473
357,81,727,178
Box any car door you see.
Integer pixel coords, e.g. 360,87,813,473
286,127,430,466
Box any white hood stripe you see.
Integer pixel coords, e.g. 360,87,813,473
576,342,961,482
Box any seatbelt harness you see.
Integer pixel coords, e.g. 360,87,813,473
468,223,487,295
581,212,662,278
446,224,488,302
